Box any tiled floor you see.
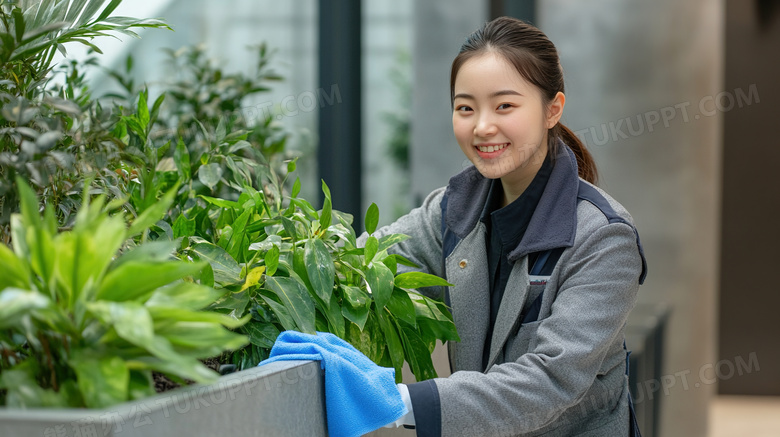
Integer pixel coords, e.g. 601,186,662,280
708,395,780,437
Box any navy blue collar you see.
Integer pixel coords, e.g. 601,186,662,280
444,139,579,261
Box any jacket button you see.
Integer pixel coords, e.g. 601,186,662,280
459,260,468,269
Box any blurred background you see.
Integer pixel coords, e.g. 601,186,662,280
72,0,779,435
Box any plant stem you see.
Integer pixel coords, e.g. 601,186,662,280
38,334,58,391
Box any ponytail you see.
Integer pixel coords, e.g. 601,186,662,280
552,123,598,185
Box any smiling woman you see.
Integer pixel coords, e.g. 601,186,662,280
369,16,647,437
451,51,564,205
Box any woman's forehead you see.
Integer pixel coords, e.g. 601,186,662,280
454,53,538,97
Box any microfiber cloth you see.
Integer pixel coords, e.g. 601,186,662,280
258,331,407,437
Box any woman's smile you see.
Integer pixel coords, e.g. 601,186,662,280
475,142,510,159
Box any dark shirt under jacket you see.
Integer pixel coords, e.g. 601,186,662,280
481,152,553,371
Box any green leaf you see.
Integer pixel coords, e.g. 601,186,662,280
12,8,25,44
145,282,223,311
148,307,248,330
190,242,242,286
260,294,296,331
245,323,280,349
341,302,370,331
342,285,369,308
174,138,191,181
112,240,177,268
320,180,332,229
364,236,378,264
15,177,55,286
393,254,420,268
87,301,154,345
137,88,150,130
198,195,240,210
281,216,297,240
346,313,384,364
366,262,394,309
70,353,129,408
386,287,417,327
264,245,280,276
157,322,248,354
97,0,123,23
377,310,405,383
97,261,203,302
400,325,437,381
291,177,301,198
394,272,453,289
198,163,223,189
341,285,370,330
128,184,178,236
131,340,219,385
213,290,251,317
383,255,398,275
418,317,460,343
225,209,251,261
56,214,127,305
0,288,50,329
365,203,379,234
128,371,155,401
0,365,69,408
0,244,29,290
200,263,215,287
378,233,410,252
292,246,314,292
324,292,345,338
264,276,316,334
287,157,298,173
304,238,335,304
173,213,196,239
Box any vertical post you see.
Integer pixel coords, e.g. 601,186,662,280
490,0,536,24
318,0,363,231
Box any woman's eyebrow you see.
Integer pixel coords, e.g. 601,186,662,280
453,90,523,100
491,90,523,98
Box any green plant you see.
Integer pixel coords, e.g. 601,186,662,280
172,158,460,382
0,0,171,238
106,44,291,201
0,179,248,408
1,0,169,86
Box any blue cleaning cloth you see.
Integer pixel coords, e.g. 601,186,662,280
258,331,407,437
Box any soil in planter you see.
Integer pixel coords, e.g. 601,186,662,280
153,357,222,393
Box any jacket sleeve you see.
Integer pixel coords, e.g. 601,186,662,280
360,187,447,287
429,219,643,437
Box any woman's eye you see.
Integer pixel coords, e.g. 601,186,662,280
497,103,513,110
455,105,472,112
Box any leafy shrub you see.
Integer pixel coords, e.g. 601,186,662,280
175,161,460,382
0,0,171,238
0,179,248,408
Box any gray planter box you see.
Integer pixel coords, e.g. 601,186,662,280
0,360,326,437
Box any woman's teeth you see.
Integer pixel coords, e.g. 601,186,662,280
477,143,508,153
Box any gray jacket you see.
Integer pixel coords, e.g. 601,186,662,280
373,144,647,437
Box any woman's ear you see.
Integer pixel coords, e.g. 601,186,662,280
546,92,566,129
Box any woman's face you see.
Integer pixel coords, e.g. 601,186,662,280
452,52,563,188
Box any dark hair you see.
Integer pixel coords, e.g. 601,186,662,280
450,16,598,184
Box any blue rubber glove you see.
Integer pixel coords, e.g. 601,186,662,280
258,331,408,437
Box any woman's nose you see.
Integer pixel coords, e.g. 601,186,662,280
474,113,498,137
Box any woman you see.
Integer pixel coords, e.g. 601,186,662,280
376,16,647,436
